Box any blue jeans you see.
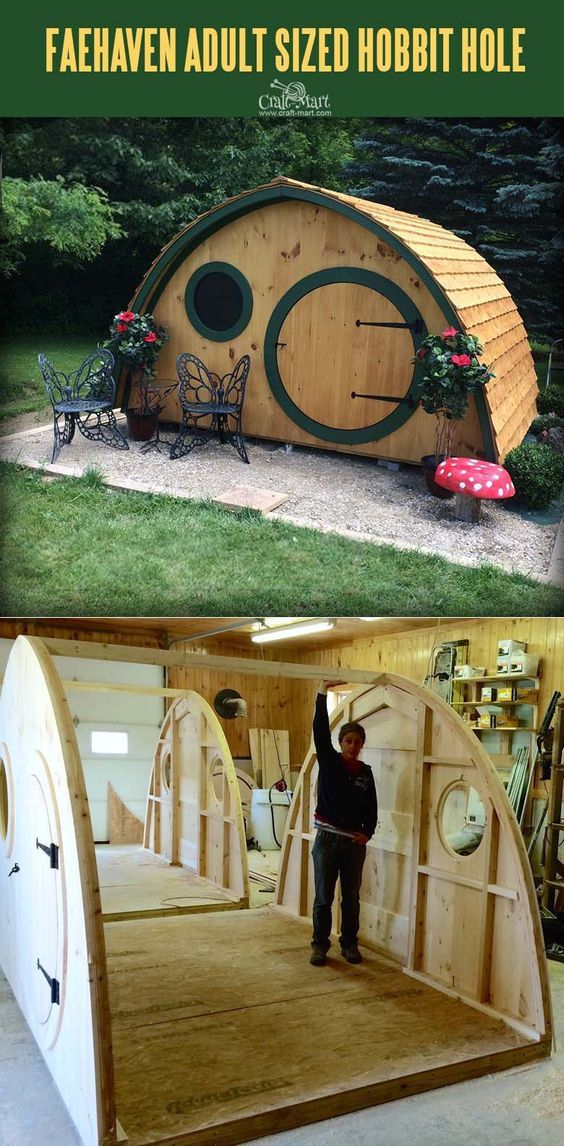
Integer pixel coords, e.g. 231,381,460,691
311,829,366,950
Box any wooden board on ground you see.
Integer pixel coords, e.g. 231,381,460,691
105,908,544,1146
96,845,244,922
107,783,143,846
212,486,289,513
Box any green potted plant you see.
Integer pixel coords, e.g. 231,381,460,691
414,327,494,496
107,310,169,440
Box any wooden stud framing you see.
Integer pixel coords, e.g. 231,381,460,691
0,637,116,1146
144,693,250,906
275,673,552,1044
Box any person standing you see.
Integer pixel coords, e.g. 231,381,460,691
310,680,378,966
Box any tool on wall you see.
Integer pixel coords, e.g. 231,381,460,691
214,688,248,719
527,690,562,858
424,640,469,705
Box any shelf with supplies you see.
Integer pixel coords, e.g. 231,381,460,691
452,675,539,737
451,672,542,839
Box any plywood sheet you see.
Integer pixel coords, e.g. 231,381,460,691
96,845,242,921
105,909,543,1146
108,783,143,846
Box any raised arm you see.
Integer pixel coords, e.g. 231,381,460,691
312,681,346,763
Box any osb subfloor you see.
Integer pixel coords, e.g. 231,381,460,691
104,908,544,1146
96,844,244,922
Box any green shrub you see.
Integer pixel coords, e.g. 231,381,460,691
529,413,564,434
536,384,564,419
504,442,564,510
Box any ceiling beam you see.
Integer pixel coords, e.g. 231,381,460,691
39,637,380,684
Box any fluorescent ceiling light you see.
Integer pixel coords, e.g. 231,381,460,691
251,620,335,644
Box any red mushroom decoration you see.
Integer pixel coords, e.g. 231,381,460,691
434,458,515,522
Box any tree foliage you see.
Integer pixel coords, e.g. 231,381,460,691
344,118,563,338
1,117,561,341
0,117,358,331
0,176,122,275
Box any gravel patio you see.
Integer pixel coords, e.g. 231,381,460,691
1,417,561,583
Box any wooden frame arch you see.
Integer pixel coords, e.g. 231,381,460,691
0,636,116,1146
275,673,552,1044
144,692,250,905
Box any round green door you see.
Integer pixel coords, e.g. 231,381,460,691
264,268,426,444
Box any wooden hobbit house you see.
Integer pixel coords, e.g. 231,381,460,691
121,176,538,465
0,636,553,1146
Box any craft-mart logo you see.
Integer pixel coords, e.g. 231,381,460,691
259,79,332,116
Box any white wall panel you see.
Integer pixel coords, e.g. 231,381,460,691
0,639,164,841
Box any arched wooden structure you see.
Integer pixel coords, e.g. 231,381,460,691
0,642,554,1146
144,693,250,906
0,636,116,1146
124,176,537,465
275,674,552,1043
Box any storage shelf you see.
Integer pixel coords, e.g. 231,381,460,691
470,726,538,733
454,700,537,708
454,675,539,685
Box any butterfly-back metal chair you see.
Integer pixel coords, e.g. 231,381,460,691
170,352,251,463
38,348,129,464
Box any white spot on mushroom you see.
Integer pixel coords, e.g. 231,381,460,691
459,482,466,489
486,481,492,488
474,483,482,491
497,488,504,496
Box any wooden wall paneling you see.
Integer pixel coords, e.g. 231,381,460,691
144,693,250,906
0,636,116,1146
107,783,143,845
275,673,552,1045
288,619,564,768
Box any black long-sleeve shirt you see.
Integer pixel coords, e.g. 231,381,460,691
313,693,378,838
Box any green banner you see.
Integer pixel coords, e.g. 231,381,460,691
1,0,562,117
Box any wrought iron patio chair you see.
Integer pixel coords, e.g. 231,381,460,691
38,348,129,464
170,352,251,463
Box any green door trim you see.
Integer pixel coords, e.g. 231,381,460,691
264,267,427,445
129,183,495,459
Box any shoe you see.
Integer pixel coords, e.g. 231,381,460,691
310,946,327,966
341,946,362,963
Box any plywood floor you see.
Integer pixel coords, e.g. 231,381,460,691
104,908,546,1146
96,845,244,921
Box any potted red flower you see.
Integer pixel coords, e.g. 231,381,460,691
413,327,494,496
107,310,169,440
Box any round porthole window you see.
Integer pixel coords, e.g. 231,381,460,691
438,781,486,857
185,262,253,341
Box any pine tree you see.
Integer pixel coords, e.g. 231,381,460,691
344,118,563,340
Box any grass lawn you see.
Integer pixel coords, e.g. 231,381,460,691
0,335,99,422
0,462,561,617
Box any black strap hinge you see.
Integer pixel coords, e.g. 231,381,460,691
351,391,416,408
356,318,424,334
37,959,60,1005
36,838,59,869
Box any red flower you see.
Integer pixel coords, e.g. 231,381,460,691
451,353,472,367
116,322,128,333
117,310,135,322
144,332,157,343
441,327,459,339
417,348,427,358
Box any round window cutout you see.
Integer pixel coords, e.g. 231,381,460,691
210,756,224,805
439,782,486,857
161,751,172,793
185,262,253,341
0,757,8,841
